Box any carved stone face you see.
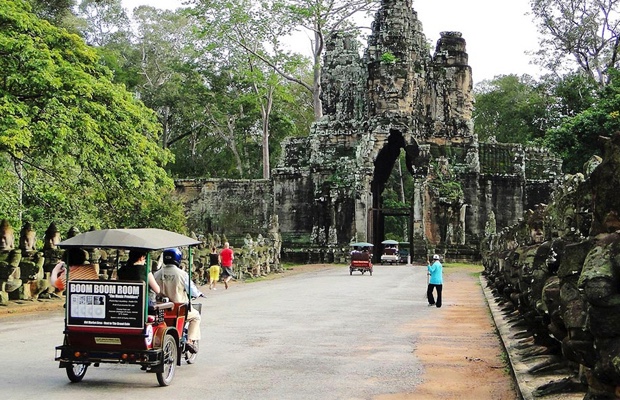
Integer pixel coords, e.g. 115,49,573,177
0,220,15,251
530,227,544,244
19,227,36,251
44,227,61,250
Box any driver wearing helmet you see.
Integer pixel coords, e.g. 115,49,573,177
154,248,203,351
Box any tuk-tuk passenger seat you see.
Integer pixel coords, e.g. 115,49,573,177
351,252,370,262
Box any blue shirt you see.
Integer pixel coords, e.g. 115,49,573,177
427,261,443,285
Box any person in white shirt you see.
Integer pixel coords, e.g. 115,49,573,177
155,248,203,351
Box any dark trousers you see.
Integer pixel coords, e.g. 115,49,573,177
427,284,443,308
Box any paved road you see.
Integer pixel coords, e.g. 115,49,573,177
3,264,432,400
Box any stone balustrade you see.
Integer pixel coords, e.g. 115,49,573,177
481,133,620,399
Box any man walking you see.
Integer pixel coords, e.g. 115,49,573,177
427,254,443,308
219,242,234,289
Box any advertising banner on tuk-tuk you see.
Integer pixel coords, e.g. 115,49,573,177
67,280,145,329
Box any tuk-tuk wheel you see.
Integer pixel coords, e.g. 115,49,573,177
350,269,353,275
66,363,88,383
370,270,373,276
156,334,177,386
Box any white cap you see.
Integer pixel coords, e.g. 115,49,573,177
433,254,440,260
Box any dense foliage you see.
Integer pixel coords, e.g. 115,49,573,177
0,0,186,234
545,70,620,173
473,71,609,174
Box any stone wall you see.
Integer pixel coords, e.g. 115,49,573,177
177,178,273,240
481,133,620,399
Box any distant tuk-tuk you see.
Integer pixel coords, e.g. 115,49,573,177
54,228,202,386
380,239,399,265
349,242,373,276
398,242,410,264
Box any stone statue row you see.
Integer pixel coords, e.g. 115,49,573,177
481,133,620,399
0,217,284,306
0,221,69,305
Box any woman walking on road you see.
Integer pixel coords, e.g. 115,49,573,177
208,247,220,290
427,254,443,308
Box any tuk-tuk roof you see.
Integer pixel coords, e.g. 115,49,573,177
57,228,201,250
350,242,374,248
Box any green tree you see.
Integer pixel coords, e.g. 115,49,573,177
27,0,76,26
473,74,550,143
0,0,187,233
529,0,620,86
189,0,378,119
77,0,131,47
544,70,620,173
123,5,313,179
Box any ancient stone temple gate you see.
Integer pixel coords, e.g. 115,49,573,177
178,0,561,262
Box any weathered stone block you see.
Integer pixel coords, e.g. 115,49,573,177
589,305,620,338
558,241,593,278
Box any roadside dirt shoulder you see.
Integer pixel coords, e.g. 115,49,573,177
378,264,517,400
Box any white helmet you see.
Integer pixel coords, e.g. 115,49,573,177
433,254,440,260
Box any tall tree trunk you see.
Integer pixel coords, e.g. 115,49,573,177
397,157,407,240
312,24,324,118
261,87,274,179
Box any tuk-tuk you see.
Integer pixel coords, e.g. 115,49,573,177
380,239,399,265
398,242,411,264
54,228,202,386
349,242,373,276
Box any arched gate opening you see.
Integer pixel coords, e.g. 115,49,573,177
369,128,420,263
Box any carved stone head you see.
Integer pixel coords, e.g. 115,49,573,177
44,222,61,250
0,219,15,251
19,222,37,252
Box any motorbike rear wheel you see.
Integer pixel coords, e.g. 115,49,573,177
66,363,88,383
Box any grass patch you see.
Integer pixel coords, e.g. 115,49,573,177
443,262,484,278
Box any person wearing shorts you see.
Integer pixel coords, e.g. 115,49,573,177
208,247,220,290
219,242,234,289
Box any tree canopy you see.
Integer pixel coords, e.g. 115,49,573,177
530,0,620,86
544,69,620,173
0,0,186,234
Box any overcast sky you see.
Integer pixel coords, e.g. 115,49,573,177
122,0,543,83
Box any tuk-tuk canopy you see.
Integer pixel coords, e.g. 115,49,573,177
57,228,201,251
350,242,373,248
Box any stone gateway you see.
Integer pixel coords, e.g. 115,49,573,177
177,0,561,263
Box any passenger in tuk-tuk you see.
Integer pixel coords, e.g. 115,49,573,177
50,248,99,290
117,249,160,306
155,248,203,352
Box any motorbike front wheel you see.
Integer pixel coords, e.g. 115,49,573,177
184,339,199,364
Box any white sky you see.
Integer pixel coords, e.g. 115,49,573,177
122,0,543,84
